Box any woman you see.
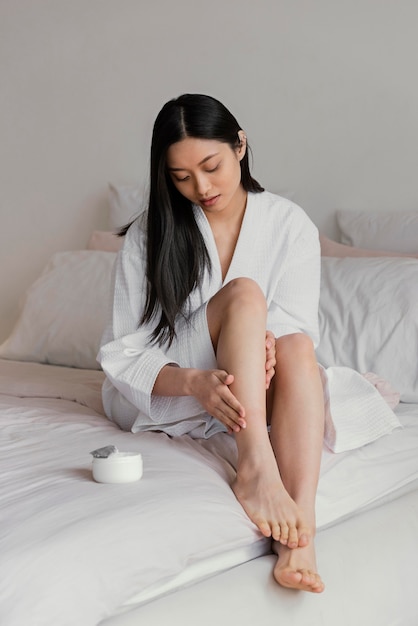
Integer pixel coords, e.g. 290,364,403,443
99,93,325,592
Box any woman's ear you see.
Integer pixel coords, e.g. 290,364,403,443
237,130,247,160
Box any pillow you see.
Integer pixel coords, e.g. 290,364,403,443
316,257,418,402
0,251,116,370
319,234,418,258
108,183,145,229
87,230,124,252
337,209,418,253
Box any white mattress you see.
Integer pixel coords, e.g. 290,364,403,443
1,360,417,626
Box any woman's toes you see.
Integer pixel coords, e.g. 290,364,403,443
257,519,273,538
278,522,289,544
313,579,325,593
271,522,283,542
300,569,314,585
287,525,299,549
273,542,325,593
278,567,324,593
298,527,311,547
300,569,325,592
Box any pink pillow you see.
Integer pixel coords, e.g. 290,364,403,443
319,234,418,258
87,231,124,252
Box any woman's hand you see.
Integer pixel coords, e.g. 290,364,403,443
265,330,276,389
189,369,246,433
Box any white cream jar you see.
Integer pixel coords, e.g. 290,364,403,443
92,451,143,484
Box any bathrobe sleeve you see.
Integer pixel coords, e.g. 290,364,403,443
98,219,178,419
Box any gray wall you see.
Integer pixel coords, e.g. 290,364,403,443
1,0,417,340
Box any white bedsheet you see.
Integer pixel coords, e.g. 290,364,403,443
104,488,418,626
0,360,417,626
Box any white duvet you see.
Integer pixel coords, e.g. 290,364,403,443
1,360,417,626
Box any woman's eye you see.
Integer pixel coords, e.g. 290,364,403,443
174,175,190,182
206,164,220,173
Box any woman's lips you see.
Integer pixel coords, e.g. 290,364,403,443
200,195,220,207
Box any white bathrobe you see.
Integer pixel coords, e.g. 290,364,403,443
98,191,400,451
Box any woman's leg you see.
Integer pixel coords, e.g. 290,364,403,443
207,278,310,548
269,333,325,592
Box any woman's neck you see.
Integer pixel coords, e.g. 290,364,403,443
207,190,248,281
203,187,248,229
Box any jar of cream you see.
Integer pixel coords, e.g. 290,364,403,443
92,451,143,484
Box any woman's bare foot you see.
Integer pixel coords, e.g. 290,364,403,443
232,458,311,548
273,540,325,593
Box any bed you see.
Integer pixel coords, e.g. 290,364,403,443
1,203,418,626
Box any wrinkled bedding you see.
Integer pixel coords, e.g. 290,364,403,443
1,359,417,626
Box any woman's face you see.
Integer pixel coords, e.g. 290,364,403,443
166,136,247,216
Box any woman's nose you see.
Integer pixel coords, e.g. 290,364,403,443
195,174,211,196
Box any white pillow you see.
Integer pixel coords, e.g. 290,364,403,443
337,209,418,253
316,257,418,402
108,183,146,229
87,230,124,252
0,251,116,370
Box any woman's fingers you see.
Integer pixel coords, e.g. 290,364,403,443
265,331,276,388
212,371,246,430
190,369,246,430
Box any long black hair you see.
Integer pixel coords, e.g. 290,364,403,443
129,93,264,346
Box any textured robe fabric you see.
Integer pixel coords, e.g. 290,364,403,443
98,191,400,449
99,192,319,435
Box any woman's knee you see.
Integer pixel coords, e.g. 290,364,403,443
219,278,267,316
275,333,315,364
207,278,266,345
